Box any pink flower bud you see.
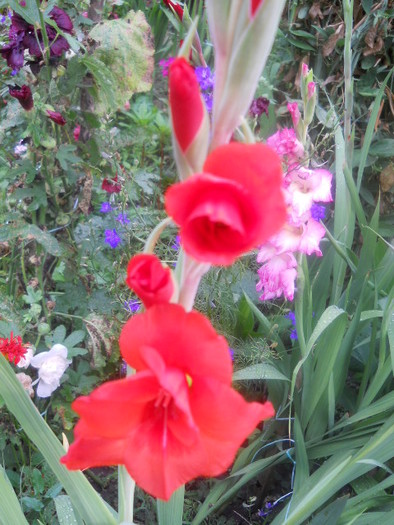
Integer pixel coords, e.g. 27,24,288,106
124,100,131,110
307,82,316,99
73,124,81,141
82,11,88,18
287,102,301,128
302,63,309,77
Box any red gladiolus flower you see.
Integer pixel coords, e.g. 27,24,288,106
9,85,33,110
165,143,286,265
0,332,28,365
126,254,174,308
163,0,183,20
102,175,121,193
61,304,274,500
169,57,205,153
47,110,66,126
250,0,264,17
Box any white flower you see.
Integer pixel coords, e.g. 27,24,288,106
14,141,28,156
31,344,71,398
17,345,35,369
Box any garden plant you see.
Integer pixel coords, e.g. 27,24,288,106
0,0,393,524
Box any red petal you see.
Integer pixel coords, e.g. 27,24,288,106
119,304,232,385
71,373,159,438
61,435,127,470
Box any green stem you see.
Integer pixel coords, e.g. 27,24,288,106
35,0,50,64
343,0,354,170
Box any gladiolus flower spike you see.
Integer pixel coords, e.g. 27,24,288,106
61,304,275,501
165,143,287,266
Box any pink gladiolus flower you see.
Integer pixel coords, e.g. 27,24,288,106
287,102,300,128
270,219,326,257
266,128,304,164
256,249,297,301
285,167,333,218
302,63,309,77
308,82,316,99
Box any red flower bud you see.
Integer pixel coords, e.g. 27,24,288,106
9,85,33,110
250,0,264,17
125,254,174,308
46,110,66,126
165,143,286,266
169,57,205,153
163,0,183,20
73,124,81,141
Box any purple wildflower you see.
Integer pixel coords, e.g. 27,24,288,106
311,204,326,221
104,229,121,248
120,360,127,378
195,66,214,91
229,348,235,361
171,235,180,251
202,91,213,113
159,57,175,77
249,96,270,118
124,299,141,314
116,212,130,225
100,202,112,213
286,311,298,341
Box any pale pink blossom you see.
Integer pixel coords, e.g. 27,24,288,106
269,219,326,257
266,128,304,165
285,167,333,218
256,252,298,301
31,344,71,398
16,373,34,397
287,102,301,128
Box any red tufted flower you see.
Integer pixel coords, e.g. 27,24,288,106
165,143,286,265
125,254,174,308
102,175,121,193
0,332,28,365
61,304,274,500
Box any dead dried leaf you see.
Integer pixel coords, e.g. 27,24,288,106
323,24,344,57
380,163,394,193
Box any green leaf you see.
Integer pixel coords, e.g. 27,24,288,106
157,485,184,525
0,223,63,256
0,465,29,525
54,495,83,525
233,364,289,382
308,497,348,525
88,10,154,110
56,145,81,171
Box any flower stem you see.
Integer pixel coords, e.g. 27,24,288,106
343,0,354,172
